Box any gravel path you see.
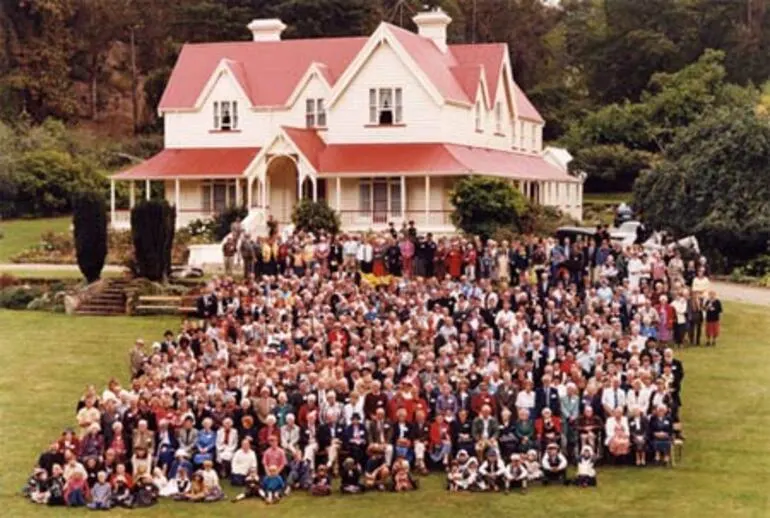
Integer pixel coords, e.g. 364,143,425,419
0,264,767,306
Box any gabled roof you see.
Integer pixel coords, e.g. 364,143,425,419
282,127,326,171
159,37,367,110
158,21,543,120
113,147,261,179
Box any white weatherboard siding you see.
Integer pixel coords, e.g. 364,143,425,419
325,42,441,144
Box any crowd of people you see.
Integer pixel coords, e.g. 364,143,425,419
24,219,723,508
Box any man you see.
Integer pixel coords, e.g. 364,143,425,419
535,374,561,417
367,408,393,465
222,234,237,276
216,418,238,478
129,339,146,379
343,413,368,466
317,410,345,475
471,404,499,459
478,448,506,491
240,232,255,278
601,377,626,418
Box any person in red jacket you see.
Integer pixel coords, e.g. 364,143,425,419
446,241,464,279
471,380,497,417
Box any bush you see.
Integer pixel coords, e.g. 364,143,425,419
0,273,17,288
130,200,176,282
450,176,527,239
212,206,248,241
73,191,108,283
291,199,340,236
0,285,43,309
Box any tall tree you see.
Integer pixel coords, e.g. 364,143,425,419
73,190,108,283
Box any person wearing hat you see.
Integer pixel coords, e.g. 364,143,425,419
505,454,528,493
576,445,597,487
541,442,568,485
478,448,506,491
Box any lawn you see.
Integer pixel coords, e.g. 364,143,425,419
0,217,71,262
1,306,769,518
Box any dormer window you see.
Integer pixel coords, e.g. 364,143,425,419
305,98,327,128
369,87,403,125
495,101,502,134
475,102,482,132
213,100,239,131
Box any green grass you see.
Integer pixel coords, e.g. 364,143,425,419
0,217,71,262
0,267,124,281
1,306,769,517
583,192,632,206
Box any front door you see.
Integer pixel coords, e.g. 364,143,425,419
373,180,388,224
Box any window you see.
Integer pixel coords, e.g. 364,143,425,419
519,121,526,150
358,179,403,219
531,125,538,151
212,100,239,131
305,98,327,128
475,102,482,132
368,87,403,125
201,180,239,212
495,102,502,133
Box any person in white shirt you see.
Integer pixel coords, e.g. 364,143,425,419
625,379,650,415
216,418,238,477
627,252,643,289
541,443,568,485
601,378,626,416
576,445,597,487
478,449,507,491
505,454,528,493
230,439,258,486
605,407,631,458
515,380,536,418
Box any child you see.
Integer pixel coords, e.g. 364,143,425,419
460,458,482,491
285,450,312,492
164,467,190,498
201,460,225,502
576,446,598,488
478,449,506,491
47,464,66,506
64,471,89,507
152,467,169,494
447,460,463,492
180,472,206,502
541,443,568,486
232,467,260,502
260,464,286,504
88,471,112,510
524,449,542,483
392,458,414,492
505,454,528,494
340,457,363,494
27,468,50,504
133,472,158,508
112,476,134,508
310,465,332,496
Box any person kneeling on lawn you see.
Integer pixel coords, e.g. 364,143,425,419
232,467,260,502
340,457,363,494
478,448,506,491
505,454,528,494
541,443,568,485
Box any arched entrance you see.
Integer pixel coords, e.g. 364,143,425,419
265,155,298,224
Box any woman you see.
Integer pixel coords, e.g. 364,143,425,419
671,291,689,347
193,418,216,467
428,412,453,469
273,392,294,427
604,407,630,458
688,291,703,346
628,407,649,466
497,408,518,459
655,295,675,344
535,408,562,453
514,408,535,454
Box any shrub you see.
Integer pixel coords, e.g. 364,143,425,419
291,199,340,236
212,206,248,241
73,191,108,283
450,176,527,240
0,273,17,288
130,200,176,282
0,285,43,309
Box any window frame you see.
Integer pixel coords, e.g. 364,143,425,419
368,87,403,125
475,102,482,132
212,100,239,131
305,98,327,129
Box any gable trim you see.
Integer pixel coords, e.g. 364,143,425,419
189,59,253,112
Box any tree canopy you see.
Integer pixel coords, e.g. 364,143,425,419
450,176,526,239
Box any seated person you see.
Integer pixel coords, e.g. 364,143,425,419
340,457,363,494
576,406,603,455
575,446,597,487
535,408,562,452
232,467,260,502
260,464,286,504
310,465,332,496
193,418,217,467
505,454,528,493
63,471,89,507
363,445,390,491
392,457,416,492
88,471,112,510
478,448,506,491
605,407,631,458
200,460,225,502
524,450,542,482
648,404,674,465
541,443,568,485
514,408,536,453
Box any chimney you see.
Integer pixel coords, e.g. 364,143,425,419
247,18,287,42
412,7,452,53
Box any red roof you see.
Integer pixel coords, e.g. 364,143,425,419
158,23,542,120
282,127,326,170
159,37,367,110
113,147,261,179
313,142,576,182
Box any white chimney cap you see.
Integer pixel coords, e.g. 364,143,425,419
412,7,452,53
247,19,287,42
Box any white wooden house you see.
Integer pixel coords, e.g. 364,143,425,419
112,9,583,240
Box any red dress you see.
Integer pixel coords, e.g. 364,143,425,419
372,245,387,277
446,249,463,279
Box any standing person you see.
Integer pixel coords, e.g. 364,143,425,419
671,291,689,347
357,236,374,274
688,291,703,346
222,235,237,276
399,236,415,278
240,233,254,278
704,290,723,347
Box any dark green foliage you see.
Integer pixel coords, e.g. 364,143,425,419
633,106,770,271
130,200,176,282
73,190,108,283
450,176,527,240
0,285,43,310
291,199,341,236
213,206,248,241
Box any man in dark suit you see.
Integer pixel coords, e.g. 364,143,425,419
343,413,368,466
367,408,393,465
536,375,562,417
317,410,346,474
196,287,218,318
